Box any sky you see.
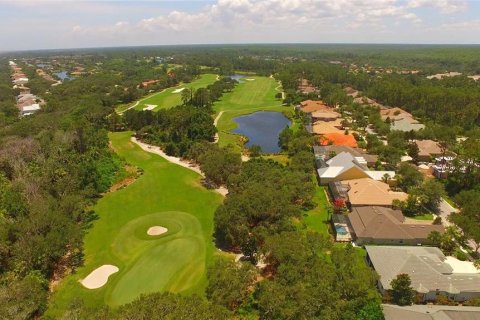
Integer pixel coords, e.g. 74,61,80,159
1,0,480,51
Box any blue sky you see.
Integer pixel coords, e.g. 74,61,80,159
1,0,479,51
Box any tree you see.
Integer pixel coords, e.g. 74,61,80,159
0,273,48,320
181,88,192,105
419,179,445,213
115,292,231,319
390,273,415,306
450,190,480,252
396,162,423,192
357,300,385,320
206,257,256,311
249,144,262,157
407,142,420,163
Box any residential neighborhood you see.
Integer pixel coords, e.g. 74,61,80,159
9,60,42,116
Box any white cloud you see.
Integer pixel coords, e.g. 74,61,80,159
100,0,423,35
407,0,467,13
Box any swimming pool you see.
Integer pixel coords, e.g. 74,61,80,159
335,225,348,235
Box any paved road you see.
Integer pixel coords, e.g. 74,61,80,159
439,198,478,253
438,198,458,227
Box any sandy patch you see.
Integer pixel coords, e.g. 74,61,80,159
245,78,255,81
147,226,168,236
81,265,119,289
172,88,185,93
143,104,157,111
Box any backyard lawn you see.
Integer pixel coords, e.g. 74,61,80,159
213,76,290,152
117,74,218,113
46,131,222,317
301,184,332,236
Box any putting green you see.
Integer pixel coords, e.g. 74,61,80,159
46,132,222,317
107,211,205,306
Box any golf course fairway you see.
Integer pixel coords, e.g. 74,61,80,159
117,74,218,113
46,131,222,316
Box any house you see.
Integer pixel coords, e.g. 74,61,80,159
140,79,158,88
316,151,395,184
312,119,344,134
348,206,443,245
320,133,358,147
380,107,410,121
341,178,408,207
20,104,41,116
365,246,480,302
311,110,341,122
381,108,425,132
313,145,378,167
297,79,318,94
432,156,455,178
383,304,480,320
390,118,425,132
298,100,329,113
415,140,443,162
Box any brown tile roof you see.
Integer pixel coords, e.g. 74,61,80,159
348,206,444,240
300,100,329,113
380,107,412,121
415,140,442,158
343,178,408,206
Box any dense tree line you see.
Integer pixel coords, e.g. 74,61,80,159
0,65,125,318
0,62,18,124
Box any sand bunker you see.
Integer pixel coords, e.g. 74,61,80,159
143,104,157,111
172,88,185,93
81,265,119,289
245,78,255,81
147,226,168,236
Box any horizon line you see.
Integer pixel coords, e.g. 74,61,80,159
3,42,480,54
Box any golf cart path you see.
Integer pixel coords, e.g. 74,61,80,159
213,111,224,143
131,137,228,196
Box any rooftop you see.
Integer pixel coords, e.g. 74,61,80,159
320,133,358,147
343,178,408,206
365,246,480,293
383,304,480,320
415,140,443,157
350,207,443,241
299,100,330,113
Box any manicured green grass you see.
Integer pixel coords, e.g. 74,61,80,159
411,213,434,220
261,154,290,166
213,76,290,152
117,74,218,113
46,131,222,317
301,184,332,236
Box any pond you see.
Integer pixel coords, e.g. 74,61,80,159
55,71,73,81
232,111,291,154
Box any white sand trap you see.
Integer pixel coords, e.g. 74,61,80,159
172,87,185,93
245,78,255,81
143,104,157,111
147,226,168,236
80,265,119,289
